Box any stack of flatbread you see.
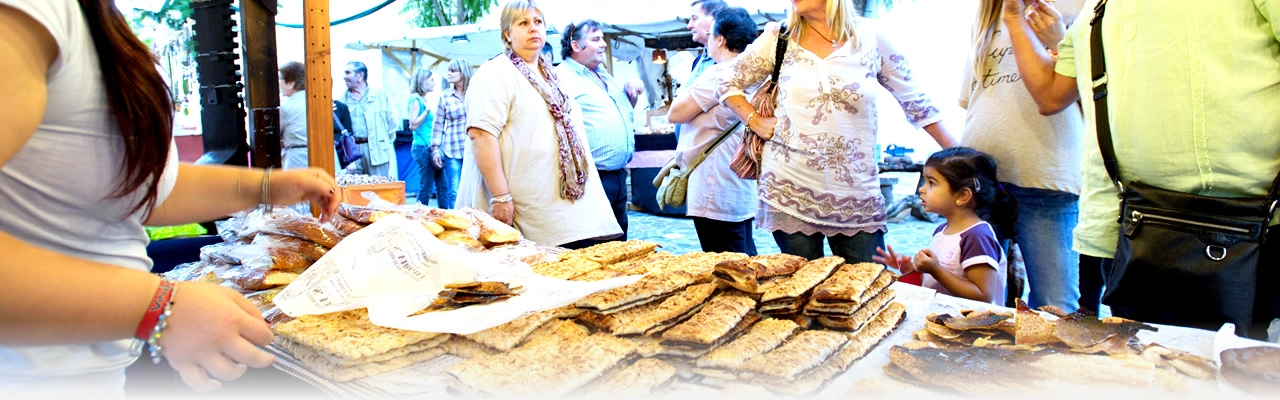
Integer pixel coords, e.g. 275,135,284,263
804,262,898,331
576,283,719,336
530,240,662,281
576,270,700,314
447,320,639,398
713,254,808,295
758,256,844,319
657,293,760,359
272,309,449,382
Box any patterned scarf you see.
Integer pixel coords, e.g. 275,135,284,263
505,49,589,200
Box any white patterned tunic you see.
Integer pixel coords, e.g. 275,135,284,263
719,21,943,236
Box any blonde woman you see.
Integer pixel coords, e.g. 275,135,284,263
720,0,956,263
430,59,474,209
407,68,435,202
458,0,620,247
960,0,1086,311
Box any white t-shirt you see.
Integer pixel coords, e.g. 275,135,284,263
0,0,179,388
675,61,757,222
459,56,621,245
921,221,1008,306
959,0,1085,194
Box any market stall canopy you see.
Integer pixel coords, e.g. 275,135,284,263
344,0,789,69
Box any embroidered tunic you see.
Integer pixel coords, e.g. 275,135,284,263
720,22,943,236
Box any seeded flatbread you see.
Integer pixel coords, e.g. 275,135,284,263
807,269,895,314
276,333,448,367
740,329,850,380
661,294,758,345
576,270,698,313
760,301,906,395
279,337,448,382
462,305,582,351
531,257,603,280
748,253,808,279
761,256,844,302
696,318,802,370
572,267,625,282
813,289,896,331
809,262,885,303
449,331,638,398
558,240,661,265
442,336,497,359
613,283,718,336
579,358,677,400
273,309,447,361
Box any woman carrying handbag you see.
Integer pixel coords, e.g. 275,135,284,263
719,0,956,263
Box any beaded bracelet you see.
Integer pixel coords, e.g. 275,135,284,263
132,279,177,364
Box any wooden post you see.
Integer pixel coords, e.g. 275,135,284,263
604,33,614,76
304,0,335,180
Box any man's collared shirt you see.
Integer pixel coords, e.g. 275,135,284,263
553,58,635,171
344,89,370,139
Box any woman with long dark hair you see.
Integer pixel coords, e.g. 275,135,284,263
0,0,340,394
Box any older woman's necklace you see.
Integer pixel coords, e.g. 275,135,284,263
809,25,837,48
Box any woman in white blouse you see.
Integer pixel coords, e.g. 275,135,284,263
667,7,760,255
720,0,956,262
458,0,621,247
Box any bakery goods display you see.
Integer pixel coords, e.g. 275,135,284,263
161,200,1265,398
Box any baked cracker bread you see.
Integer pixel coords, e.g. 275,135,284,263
558,240,661,265
661,294,758,345
579,358,677,400
462,305,582,351
272,309,447,361
761,301,906,396
696,318,802,370
809,262,885,303
813,289,896,331
748,253,808,279
761,256,844,303
281,338,448,382
739,329,850,380
576,270,698,313
614,283,718,336
531,257,603,280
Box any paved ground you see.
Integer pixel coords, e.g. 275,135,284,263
410,170,940,257
626,208,937,257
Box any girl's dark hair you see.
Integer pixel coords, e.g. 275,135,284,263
77,0,173,216
712,7,758,54
925,147,1018,239
560,19,604,59
279,61,306,90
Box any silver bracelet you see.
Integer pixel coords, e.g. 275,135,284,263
489,193,513,205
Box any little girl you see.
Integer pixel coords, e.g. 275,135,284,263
874,147,1018,305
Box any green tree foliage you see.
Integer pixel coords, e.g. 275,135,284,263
401,0,496,27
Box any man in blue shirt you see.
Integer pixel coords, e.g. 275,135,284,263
676,0,726,139
553,19,636,242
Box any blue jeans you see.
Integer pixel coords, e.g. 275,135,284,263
1006,184,1081,311
771,230,884,263
411,144,440,203
437,156,462,209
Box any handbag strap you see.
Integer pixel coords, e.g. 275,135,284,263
770,24,790,85
688,121,743,171
1089,0,1280,203
332,110,349,134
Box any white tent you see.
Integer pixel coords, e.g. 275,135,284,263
342,0,789,119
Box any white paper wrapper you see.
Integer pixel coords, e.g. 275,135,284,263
274,213,640,334
1212,323,1280,395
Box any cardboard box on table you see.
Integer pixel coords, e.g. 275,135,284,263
341,182,406,206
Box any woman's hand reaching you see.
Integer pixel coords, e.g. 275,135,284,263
267,167,342,217
158,282,275,392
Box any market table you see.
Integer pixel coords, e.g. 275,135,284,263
265,282,1266,398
